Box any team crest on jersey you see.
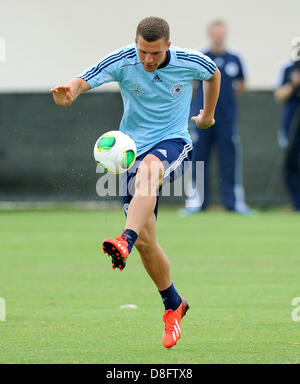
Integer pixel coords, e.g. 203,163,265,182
171,83,184,97
225,62,239,77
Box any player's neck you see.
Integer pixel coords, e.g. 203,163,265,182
158,50,171,69
162,50,169,64
210,45,226,55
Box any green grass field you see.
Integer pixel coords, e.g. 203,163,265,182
0,208,299,364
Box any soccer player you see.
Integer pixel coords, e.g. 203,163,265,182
275,38,300,211
180,20,250,215
51,17,220,348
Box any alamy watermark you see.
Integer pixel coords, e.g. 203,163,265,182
0,298,6,321
95,160,204,208
291,297,300,322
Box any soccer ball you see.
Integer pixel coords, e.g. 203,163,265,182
94,130,137,174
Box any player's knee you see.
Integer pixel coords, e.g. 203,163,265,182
135,156,164,191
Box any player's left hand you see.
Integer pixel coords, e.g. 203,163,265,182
191,109,215,129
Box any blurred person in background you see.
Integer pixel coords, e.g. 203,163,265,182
180,20,251,215
274,38,300,212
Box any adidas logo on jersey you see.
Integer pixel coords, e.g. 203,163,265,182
152,74,162,83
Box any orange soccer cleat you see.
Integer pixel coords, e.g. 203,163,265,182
162,297,190,348
102,234,130,271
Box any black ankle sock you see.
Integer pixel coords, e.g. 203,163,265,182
159,282,182,311
121,229,138,253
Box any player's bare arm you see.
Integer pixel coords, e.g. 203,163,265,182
50,78,90,106
235,79,246,95
191,67,221,129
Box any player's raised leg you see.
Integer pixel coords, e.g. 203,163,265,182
125,154,164,233
102,154,164,270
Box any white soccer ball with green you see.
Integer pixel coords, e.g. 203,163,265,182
94,130,137,174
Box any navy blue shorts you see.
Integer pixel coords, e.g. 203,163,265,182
121,138,193,218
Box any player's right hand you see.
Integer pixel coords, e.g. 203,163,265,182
291,71,300,87
50,85,74,106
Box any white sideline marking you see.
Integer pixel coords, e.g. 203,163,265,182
120,304,138,309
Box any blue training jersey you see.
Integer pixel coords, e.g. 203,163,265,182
192,49,245,124
78,43,217,155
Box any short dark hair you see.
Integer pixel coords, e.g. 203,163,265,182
136,17,170,42
208,20,227,32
